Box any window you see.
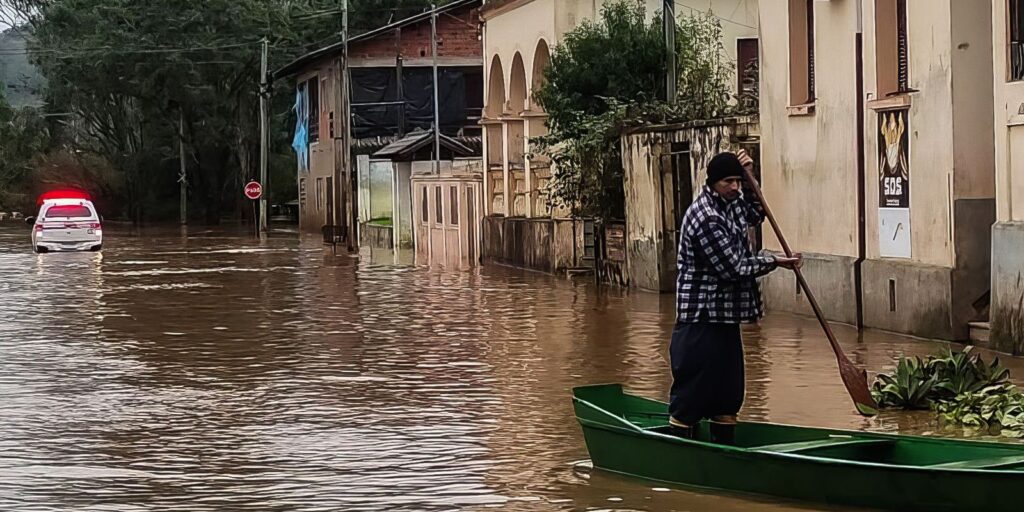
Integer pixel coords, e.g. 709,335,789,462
737,38,759,96
450,186,459,225
435,186,443,225
1011,0,1024,81
321,77,329,138
315,177,324,211
788,0,815,104
737,38,759,113
308,76,320,143
45,205,92,219
299,178,307,210
421,186,429,224
876,0,910,95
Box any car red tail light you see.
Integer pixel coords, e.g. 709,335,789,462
89,223,101,229
34,224,42,232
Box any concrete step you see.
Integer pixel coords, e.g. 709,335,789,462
969,322,991,344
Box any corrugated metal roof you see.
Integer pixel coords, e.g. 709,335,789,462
372,129,477,160
272,0,481,81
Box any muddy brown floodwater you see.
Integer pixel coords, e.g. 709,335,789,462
2,224,1023,511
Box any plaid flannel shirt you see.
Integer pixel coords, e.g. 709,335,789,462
676,185,776,323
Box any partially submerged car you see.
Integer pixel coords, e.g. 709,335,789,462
29,198,103,253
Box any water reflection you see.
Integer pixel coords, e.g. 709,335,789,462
0,224,1021,511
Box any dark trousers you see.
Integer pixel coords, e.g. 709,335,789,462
668,321,745,426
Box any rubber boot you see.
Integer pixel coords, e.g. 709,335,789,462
669,417,695,440
709,421,736,445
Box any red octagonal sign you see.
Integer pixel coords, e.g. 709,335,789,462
244,181,263,200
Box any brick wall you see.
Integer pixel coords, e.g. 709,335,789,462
350,7,481,60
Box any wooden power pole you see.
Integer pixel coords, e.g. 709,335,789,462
431,4,441,172
259,37,270,236
664,0,677,102
179,111,187,226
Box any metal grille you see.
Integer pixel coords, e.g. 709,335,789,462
896,0,909,91
806,0,816,101
1012,0,1024,81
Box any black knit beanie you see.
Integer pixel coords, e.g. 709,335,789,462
706,152,745,186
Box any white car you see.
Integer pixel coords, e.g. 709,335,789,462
31,199,103,253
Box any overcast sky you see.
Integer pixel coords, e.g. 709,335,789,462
0,4,25,30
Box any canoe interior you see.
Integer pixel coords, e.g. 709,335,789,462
573,383,1024,471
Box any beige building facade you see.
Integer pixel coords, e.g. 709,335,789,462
480,0,758,272
990,0,1024,353
759,0,996,341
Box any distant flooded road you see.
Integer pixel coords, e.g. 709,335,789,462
1,223,1021,511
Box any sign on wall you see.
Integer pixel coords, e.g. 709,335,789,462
879,208,911,259
878,110,910,208
878,109,911,258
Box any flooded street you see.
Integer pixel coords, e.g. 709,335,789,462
2,224,1022,511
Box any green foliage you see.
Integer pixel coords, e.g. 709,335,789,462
933,384,1024,435
675,10,734,121
534,1,665,140
872,346,1024,437
872,347,1012,408
930,346,1011,399
0,86,50,211
533,1,736,219
871,356,938,410
4,0,444,222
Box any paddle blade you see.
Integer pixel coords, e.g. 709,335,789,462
839,358,878,417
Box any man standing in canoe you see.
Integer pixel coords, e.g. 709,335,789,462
669,150,802,444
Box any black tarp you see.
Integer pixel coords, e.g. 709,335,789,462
350,67,481,138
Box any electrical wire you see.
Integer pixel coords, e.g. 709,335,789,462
674,1,758,30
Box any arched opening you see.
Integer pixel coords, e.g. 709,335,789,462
485,55,505,118
507,52,528,216
484,54,506,215
508,52,528,114
530,39,550,110
528,40,552,216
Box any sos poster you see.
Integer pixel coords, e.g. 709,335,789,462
878,110,910,208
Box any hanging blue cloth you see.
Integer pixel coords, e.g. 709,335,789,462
291,87,309,173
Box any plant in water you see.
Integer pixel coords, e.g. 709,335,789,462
929,346,1011,399
933,384,1024,437
872,346,1022,437
871,356,937,410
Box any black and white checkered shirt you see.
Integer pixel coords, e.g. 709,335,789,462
676,185,776,323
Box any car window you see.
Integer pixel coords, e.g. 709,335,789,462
44,205,93,219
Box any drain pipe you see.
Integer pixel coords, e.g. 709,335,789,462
854,31,867,330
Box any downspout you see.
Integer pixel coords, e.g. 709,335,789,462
854,22,867,329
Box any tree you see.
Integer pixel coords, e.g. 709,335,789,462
0,85,49,211
1,0,449,223
533,1,735,220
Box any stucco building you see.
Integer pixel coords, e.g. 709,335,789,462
274,0,483,245
758,0,996,341
479,0,758,273
990,0,1024,353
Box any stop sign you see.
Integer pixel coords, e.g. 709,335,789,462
244,181,263,200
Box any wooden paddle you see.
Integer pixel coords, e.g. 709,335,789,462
740,161,879,417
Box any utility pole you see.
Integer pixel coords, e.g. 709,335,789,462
664,0,677,103
179,111,187,226
259,37,270,237
336,0,357,250
431,4,441,173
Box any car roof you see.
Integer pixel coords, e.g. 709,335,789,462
41,199,97,207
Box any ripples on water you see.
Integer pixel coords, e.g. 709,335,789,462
0,224,1021,511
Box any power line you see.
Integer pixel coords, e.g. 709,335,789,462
674,1,758,30
0,40,264,57
0,40,331,58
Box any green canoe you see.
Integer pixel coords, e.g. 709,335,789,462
573,383,1024,512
